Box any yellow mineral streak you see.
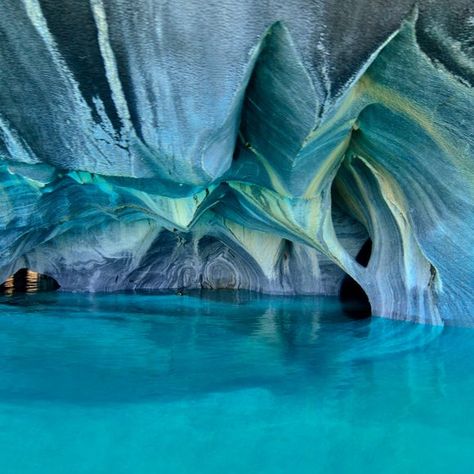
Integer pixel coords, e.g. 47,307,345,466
303,136,351,199
225,219,283,279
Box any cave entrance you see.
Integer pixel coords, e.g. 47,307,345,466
339,239,372,319
0,269,60,295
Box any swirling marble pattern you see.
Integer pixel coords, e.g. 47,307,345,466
0,1,473,324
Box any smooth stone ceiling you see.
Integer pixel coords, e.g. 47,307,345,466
0,0,473,325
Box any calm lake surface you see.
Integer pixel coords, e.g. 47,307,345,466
0,291,472,473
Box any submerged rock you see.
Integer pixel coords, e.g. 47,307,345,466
0,0,472,325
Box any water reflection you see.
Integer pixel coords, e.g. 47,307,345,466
0,291,449,406
0,269,59,295
0,291,472,473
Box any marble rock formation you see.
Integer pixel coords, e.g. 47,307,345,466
0,0,473,325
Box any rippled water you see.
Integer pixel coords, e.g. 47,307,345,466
0,291,472,473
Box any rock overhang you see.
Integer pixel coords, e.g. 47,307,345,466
0,1,473,325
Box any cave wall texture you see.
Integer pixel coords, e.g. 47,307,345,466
0,0,473,325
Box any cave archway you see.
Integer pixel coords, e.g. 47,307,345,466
339,239,372,319
0,268,60,295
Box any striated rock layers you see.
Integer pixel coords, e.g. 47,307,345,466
0,0,473,325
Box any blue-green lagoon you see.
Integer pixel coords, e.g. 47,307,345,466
0,291,472,473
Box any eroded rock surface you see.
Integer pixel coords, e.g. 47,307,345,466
1,0,473,324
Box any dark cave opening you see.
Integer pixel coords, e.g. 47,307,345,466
0,269,60,295
340,239,372,319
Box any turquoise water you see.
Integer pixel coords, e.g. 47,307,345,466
0,291,472,473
